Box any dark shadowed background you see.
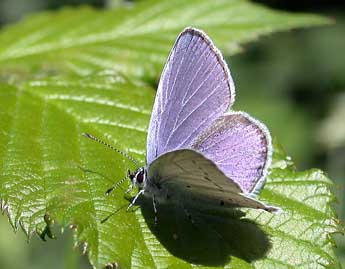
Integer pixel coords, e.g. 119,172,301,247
0,0,344,268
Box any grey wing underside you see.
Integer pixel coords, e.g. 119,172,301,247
148,149,277,212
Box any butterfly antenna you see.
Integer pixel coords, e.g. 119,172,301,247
105,174,128,195
82,133,140,167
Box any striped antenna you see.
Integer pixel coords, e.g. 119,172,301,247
82,133,140,167
105,174,129,195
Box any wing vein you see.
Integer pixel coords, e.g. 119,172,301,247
162,41,212,150
165,84,222,148
176,109,220,149
200,124,255,152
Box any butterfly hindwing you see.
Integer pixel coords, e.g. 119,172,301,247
146,28,235,165
191,112,272,194
147,149,276,212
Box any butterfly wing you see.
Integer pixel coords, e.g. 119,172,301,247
191,112,272,194
146,28,235,165
147,149,276,212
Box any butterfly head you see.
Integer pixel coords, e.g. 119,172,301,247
129,167,147,189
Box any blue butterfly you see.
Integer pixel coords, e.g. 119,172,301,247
85,28,278,223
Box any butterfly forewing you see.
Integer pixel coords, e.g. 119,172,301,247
191,112,272,194
147,28,235,165
148,149,276,212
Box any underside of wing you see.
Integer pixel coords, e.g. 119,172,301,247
191,112,272,194
146,28,235,165
147,149,276,212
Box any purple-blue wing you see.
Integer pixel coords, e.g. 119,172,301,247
191,112,272,194
146,28,235,165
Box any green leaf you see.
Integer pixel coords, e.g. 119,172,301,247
0,0,329,84
0,1,339,268
0,73,340,268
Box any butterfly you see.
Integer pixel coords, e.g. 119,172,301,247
126,27,278,216
85,27,278,221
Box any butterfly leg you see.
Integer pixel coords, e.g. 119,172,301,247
125,184,133,194
127,189,144,211
152,195,158,226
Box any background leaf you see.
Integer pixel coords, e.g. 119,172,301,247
0,73,340,268
0,0,329,84
0,0,340,268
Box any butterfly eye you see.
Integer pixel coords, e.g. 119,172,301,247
136,171,144,184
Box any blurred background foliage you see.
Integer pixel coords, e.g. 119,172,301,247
0,0,344,268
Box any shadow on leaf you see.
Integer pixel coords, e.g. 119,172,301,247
138,197,271,267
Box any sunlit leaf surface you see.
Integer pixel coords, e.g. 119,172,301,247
0,0,339,268
0,0,329,83
0,73,340,268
